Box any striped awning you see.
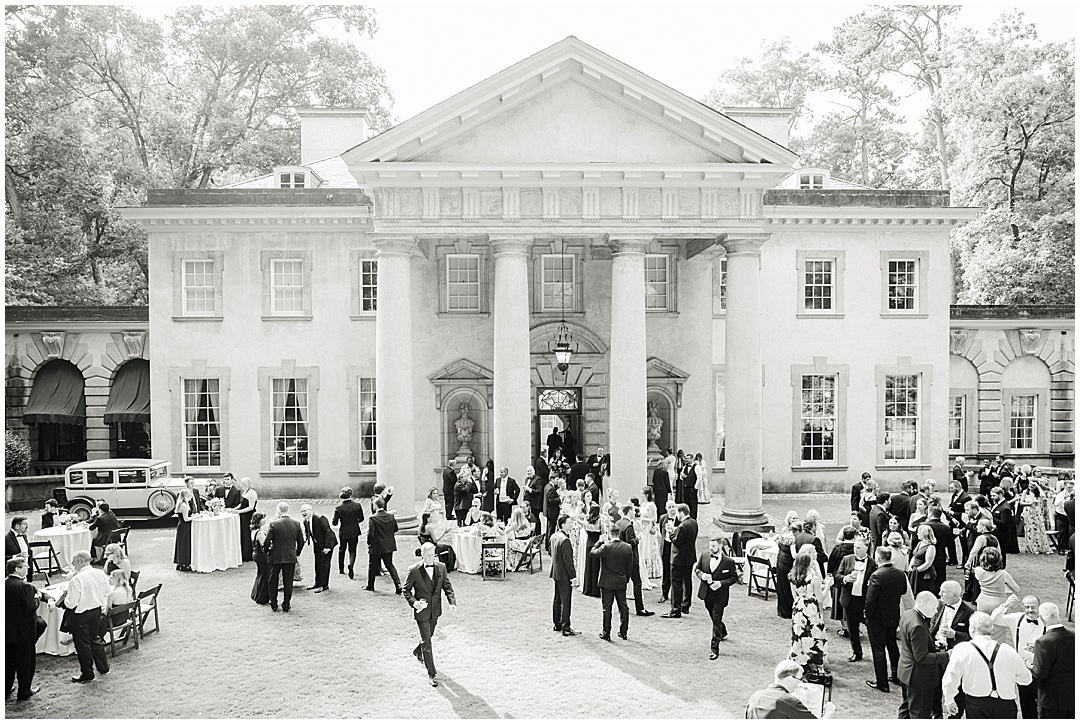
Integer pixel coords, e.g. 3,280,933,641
104,359,150,424
22,361,86,425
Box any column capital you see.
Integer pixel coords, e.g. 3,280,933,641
720,233,770,257
369,233,417,257
488,234,533,257
606,234,653,255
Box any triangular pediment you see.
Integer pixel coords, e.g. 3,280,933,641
646,357,690,381
343,37,797,167
428,358,494,382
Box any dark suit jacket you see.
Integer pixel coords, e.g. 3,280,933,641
868,505,889,553
402,560,455,622
454,479,478,512
949,491,972,521
5,575,38,643
544,484,561,517
333,499,365,540
897,609,950,689
931,600,975,650
522,475,543,511
889,492,912,530
671,517,699,566
651,467,671,497
265,516,304,565
793,530,828,568
835,554,877,609
88,511,118,545
926,518,953,573
308,514,338,551
216,485,243,509
864,563,908,629
492,477,519,508
850,483,865,512
677,465,697,503
615,517,639,560
592,539,633,590
189,489,205,513
533,456,550,482
1031,626,1074,711
694,552,738,608
569,462,590,488
367,510,398,555
549,530,576,583
5,530,27,561
442,467,458,496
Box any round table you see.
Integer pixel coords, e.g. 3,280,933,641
450,528,483,574
33,526,93,569
36,582,75,656
190,512,242,573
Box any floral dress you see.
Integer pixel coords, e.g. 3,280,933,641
637,502,663,580
789,574,828,674
1021,490,1054,554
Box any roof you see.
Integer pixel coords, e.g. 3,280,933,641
226,156,360,189
67,459,170,470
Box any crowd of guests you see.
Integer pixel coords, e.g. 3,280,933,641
172,473,259,571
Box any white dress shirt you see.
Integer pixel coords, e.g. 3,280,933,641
851,557,868,593
66,566,112,613
942,634,1033,701
936,602,960,647
989,609,1045,666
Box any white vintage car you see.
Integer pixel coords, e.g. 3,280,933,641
54,459,189,520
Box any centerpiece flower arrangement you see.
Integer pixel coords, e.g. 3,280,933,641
58,513,78,529
206,498,225,515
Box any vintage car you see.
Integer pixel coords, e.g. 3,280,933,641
53,459,189,520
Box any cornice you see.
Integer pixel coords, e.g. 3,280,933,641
764,206,980,226
119,206,374,228
351,164,791,188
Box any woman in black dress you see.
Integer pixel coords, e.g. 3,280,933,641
827,526,856,635
250,512,270,605
774,516,800,619
233,477,259,562
173,489,194,572
581,502,602,597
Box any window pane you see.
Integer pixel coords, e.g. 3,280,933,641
887,260,917,311
1009,395,1036,450
183,260,215,313
360,259,378,312
447,255,480,311
800,375,836,461
272,259,305,314
715,371,725,462
803,259,833,311
884,375,918,460
948,395,964,451
645,254,668,310
183,378,221,467
718,259,727,311
358,377,377,466
542,254,575,312
272,378,308,467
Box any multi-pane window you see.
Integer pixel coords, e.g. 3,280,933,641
800,375,836,461
948,395,964,451
272,378,308,467
541,254,575,312
360,260,378,312
358,377,376,466
715,371,726,462
446,254,480,311
183,260,215,314
271,259,305,314
803,260,834,311
887,260,918,311
884,374,919,460
718,259,727,311
1010,395,1036,450
279,172,305,189
799,174,824,189
183,379,220,467
645,254,669,310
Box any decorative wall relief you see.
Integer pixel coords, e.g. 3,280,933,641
949,329,969,356
40,332,66,360
1019,329,1044,355
122,331,147,359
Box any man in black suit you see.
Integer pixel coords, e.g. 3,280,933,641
693,535,739,659
583,474,601,510
333,488,364,579
300,504,338,593
214,472,243,509
87,502,118,563
888,481,914,533
5,557,42,700
867,492,890,557
587,447,608,491
402,542,457,688
365,497,400,594
4,518,33,582
615,504,654,617
591,524,633,641
835,537,876,662
677,454,698,519
946,480,971,564
851,472,872,520
441,460,458,520
657,500,677,604
863,546,907,692
568,454,590,490
522,466,543,536
662,504,698,618
492,467,519,524
933,580,975,718
453,473,478,526
265,502,304,612
651,457,672,520
543,478,561,545
925,505,953,590
549,514,579,636
1032,602,1074,719
897,592,951,719
545,427,563,460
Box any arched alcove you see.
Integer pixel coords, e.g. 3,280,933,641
647,387,677,454
443,387,489,465
1001,355,1052,455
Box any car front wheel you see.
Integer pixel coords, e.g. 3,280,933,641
147,489,177,518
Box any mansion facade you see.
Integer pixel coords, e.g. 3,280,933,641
6,39,1073,528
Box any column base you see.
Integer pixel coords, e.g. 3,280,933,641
714,508,774,535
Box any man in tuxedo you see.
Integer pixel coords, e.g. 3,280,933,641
662,504,698,618
453,473,478,526
583,474,602,510
925,505,953,590
265,503,304,612
549,514,579,636
888,481,914,533
851,472,872,521
183,477,204,513
5,518,33,582
933,580,975,718
897,592,951,719
493,467,519,524
863,546,907,692
657,500,677,604
568,454,590,490
543,478,561,545
402,542,457,688
441,460,458,520
1031,602,1074,719
365,497,400,594
946,480,971,564
5,557,42,700
693,535,739,659
215,472,243,509
522,466,543,536
87,502,118,563
332,488,364,579
677,454,698,519
587,447,609,490
835,537,876,662
545,427,563,460
867,493,890,557
615,504,654,617
591,523,633,641
651,457,672,520
990,594,1044,719
300,504,337,593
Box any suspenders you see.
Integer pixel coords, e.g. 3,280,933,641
970,642,1002,698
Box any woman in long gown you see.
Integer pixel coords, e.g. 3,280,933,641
173,489,193,572
909,525,937,595
1020,482,1054,554
789,551,828,675
250,512,270,604
233,477,258,562
638,488,663,581
581,502,602,597
694,453,711,504
886,532,915,612
774,516,800,619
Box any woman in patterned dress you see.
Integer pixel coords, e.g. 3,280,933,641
1020,481,1054,554
789,551,828,675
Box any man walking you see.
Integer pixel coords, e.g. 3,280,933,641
402,542,457,688
941,612,1031,719
5,558,42,700
265,503,304,612
897,591,951,719
62,550,111,682
835,537,876,662
591,523,633,641
864,546,907,692
616,503,655,618
300,504,337,593
365,497,401,594
662,504,698,618
333,488,364,579
549,514,579,636
692,534,738,659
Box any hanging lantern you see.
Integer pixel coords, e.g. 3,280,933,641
550,321,577,371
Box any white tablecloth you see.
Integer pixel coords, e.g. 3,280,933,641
33,526,92,569
36,583,74,656
451,528,482,574
190,512,242,573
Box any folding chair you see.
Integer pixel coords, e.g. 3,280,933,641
110,527,131,556
129,569,140,597
29,541,63,583
746,555,777,600
136,584,162,637
103,601,140,656
1066,572,1074,623
512,535,544,573
481,542,506,580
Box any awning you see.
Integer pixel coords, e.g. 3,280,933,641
104,359,150,424
22,361,86,425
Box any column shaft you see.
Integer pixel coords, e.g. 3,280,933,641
608,237,650,492
492,237,533,477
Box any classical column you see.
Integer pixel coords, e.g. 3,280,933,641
372,234,418,526
608,236,651,489
717,235,770,530
490,235,533,477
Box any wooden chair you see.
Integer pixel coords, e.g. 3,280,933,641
512,535,544,574
103,601,140,656
129,569,140,597
1066,570,1075,623
481,542,506,580
109,527,131,556
746,555,777,600
136,584,162,637
28,541,62,583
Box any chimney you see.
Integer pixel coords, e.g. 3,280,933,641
721,107,794,148
295,108,373,164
